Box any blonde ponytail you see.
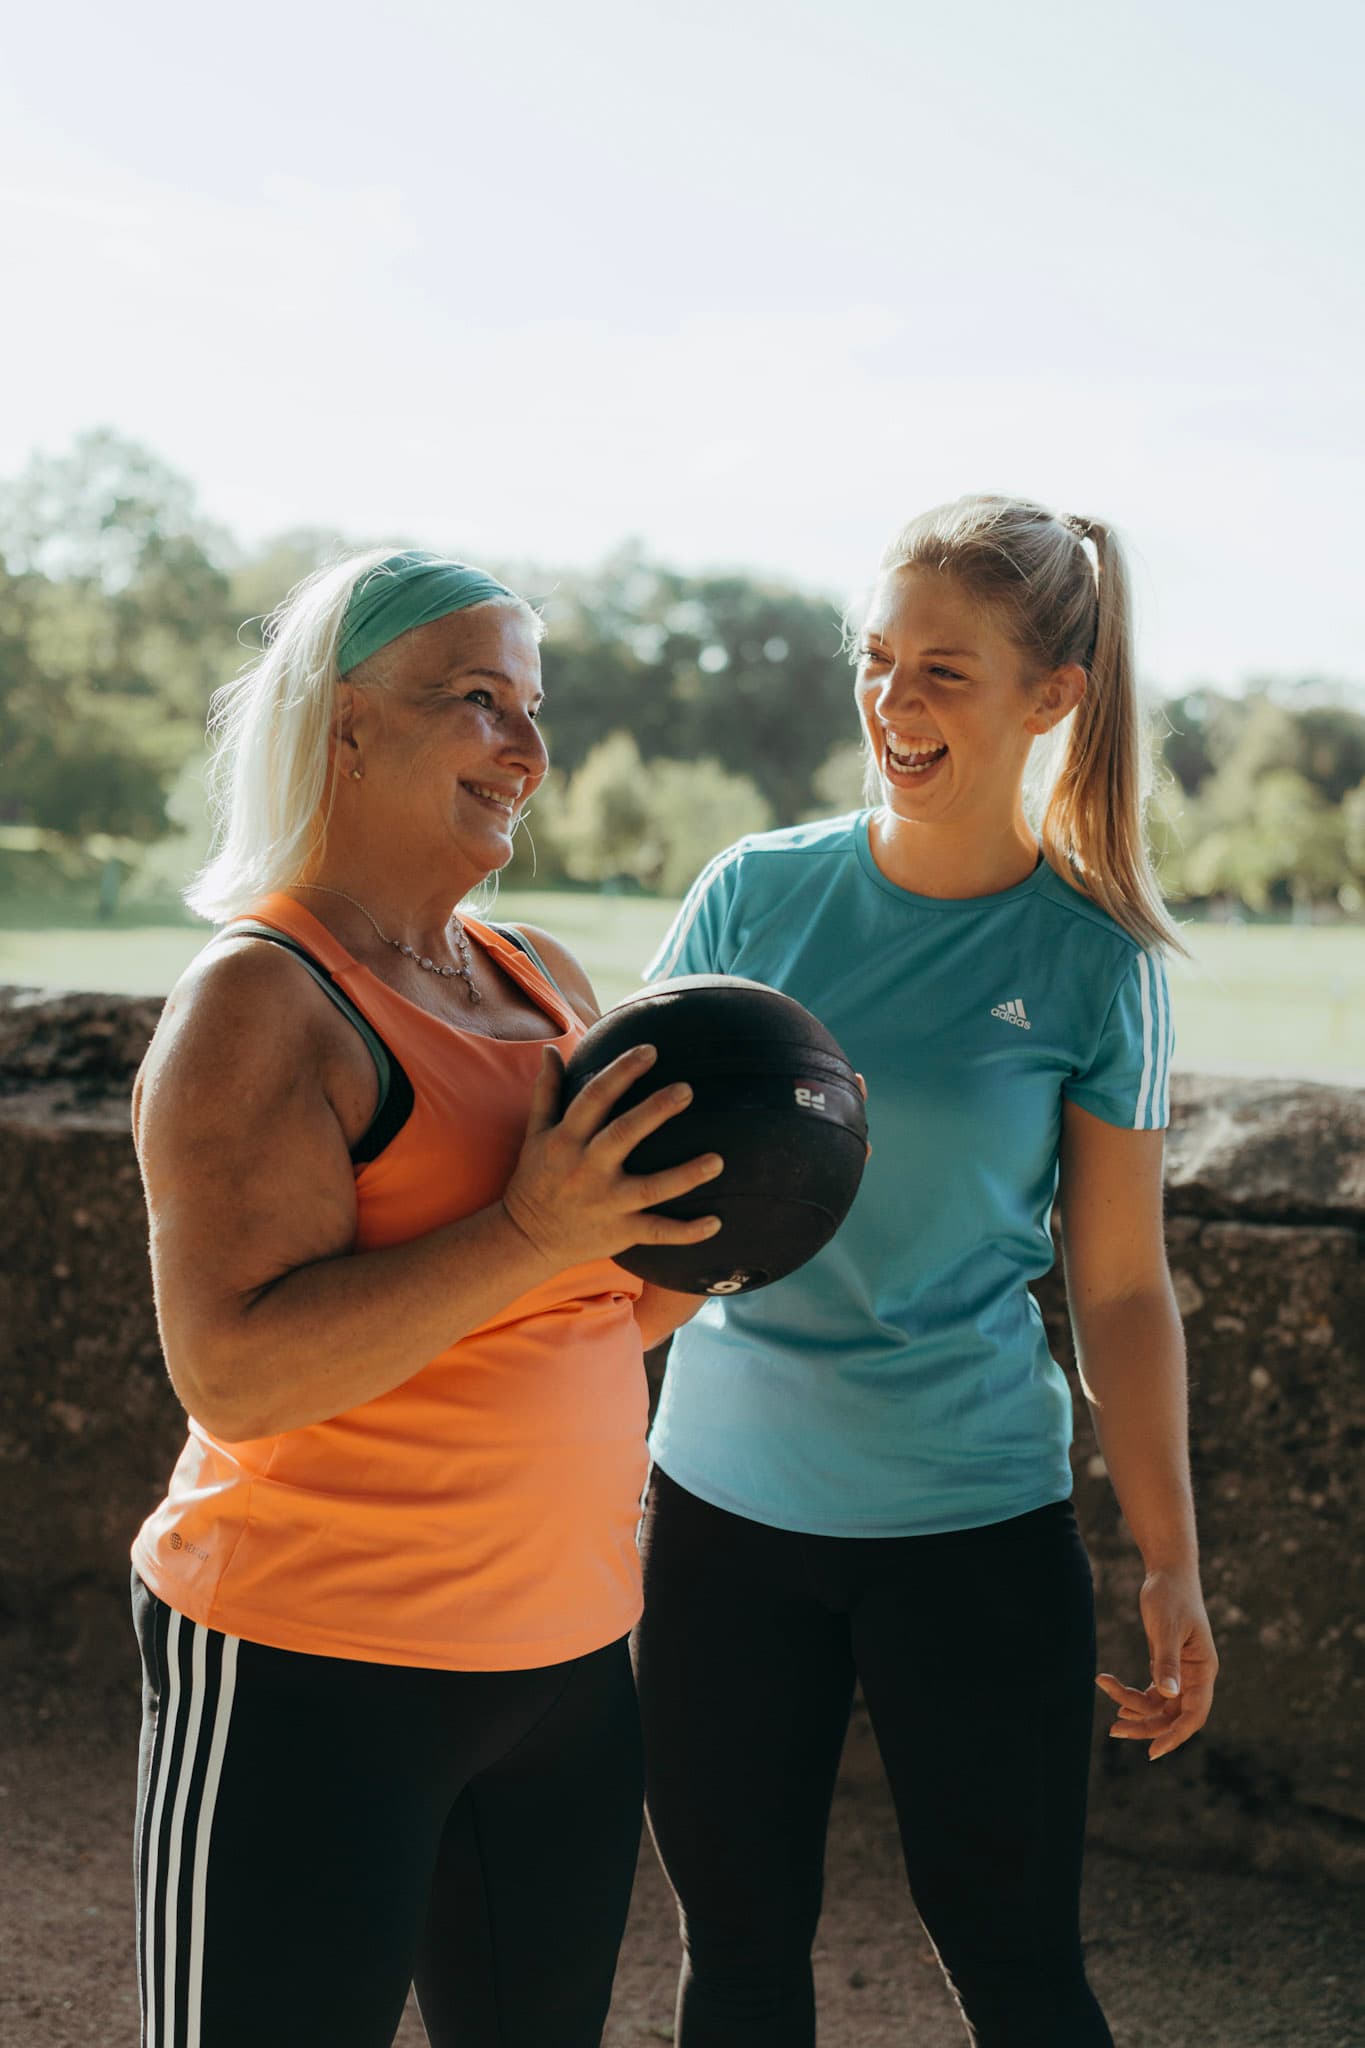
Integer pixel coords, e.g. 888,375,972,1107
870,495,1185,956
1040,516,1184,954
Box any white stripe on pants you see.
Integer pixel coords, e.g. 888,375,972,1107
139,1607,239,2046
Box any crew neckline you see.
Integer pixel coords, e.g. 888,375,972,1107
853,810,1050,911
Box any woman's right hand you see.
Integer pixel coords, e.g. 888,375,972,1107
501,1043,724,1270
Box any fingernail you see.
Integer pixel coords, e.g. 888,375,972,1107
1158,1677,1181,1697
704,1217,722,1234
672,1083,693,1104
706,1155,724,1175
636,1044,658,1062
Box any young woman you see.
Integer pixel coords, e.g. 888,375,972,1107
130,549,724,2048
632,497,1219,2046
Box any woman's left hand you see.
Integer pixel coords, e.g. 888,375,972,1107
1095,1565,1219,1761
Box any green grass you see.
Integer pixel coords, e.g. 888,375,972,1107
0,921,216,1000
2,895,1362,1082
1166,923,1365,1080
0,892,675,1012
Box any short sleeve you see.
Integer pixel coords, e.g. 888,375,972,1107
1064,948,1174,1130
643,843,745,981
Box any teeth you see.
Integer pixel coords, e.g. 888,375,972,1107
886,734,948,774
466,783,516,808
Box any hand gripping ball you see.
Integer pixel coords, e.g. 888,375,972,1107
561,975,868,1295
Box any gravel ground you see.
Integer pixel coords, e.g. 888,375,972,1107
3,1699,1360,2048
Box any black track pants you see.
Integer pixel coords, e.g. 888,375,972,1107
132,1574,643,2048
633,1469,1114,2048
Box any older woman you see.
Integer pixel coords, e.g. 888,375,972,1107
130,550,723,2048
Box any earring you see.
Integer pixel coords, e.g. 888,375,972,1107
351,767,363,780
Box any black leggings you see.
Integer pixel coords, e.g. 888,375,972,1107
132,1574,642,2048
633,1469,1113,2048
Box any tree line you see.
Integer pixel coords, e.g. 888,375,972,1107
1,429,1362,918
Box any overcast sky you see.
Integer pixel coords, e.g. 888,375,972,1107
2,0,1361,692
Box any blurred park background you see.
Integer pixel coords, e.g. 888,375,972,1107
2,0,1362,1076
1,426,1363,1079
3,11,1365,2043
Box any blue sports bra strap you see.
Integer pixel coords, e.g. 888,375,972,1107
487,922,565,1000
213,922,413,1163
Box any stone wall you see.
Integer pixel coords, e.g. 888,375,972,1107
0,989,179,1699
2,988,1361,1881
1036,1079,1364,1885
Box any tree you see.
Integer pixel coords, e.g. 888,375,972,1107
557,734,658,886
1184,770,1344,913
1158,690,1220,795
532,551,850,824
1340,779,1365,880
227,529,388,646
3,430,1364,920
648,757,773,895
1146,777,1199,901
808,741,870,817
1296,706,1365,805
0,433,240,870
649,574,850,824
0,427,228,589
553,732,771,893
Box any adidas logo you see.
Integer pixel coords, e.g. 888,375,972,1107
991,998,1031,1030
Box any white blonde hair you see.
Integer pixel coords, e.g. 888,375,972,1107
186,548,540,923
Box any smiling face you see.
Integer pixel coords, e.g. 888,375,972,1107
338,603,547,886
855,566,1074,832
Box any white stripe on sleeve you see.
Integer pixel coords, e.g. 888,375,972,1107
1153,955,1171,1124
1165,980,1176,1121
1133,952,1155,1129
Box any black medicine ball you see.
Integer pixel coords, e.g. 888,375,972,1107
561,975,868,1296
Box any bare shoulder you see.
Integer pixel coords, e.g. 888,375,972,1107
133,935,367,1155
509,924,601,1027
133,936,368,1418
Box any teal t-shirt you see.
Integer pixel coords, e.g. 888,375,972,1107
643,811,1174,1538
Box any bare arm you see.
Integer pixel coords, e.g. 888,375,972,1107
1059,1106,1196,1567
135,943,721,1443
1058,1100,1218,1756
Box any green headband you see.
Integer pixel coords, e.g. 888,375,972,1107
337,550,520,675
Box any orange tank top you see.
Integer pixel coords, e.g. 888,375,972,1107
131,895,649,1670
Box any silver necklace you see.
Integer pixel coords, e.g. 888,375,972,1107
292,884,481,1003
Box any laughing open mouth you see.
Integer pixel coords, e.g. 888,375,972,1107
885,734,949,775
